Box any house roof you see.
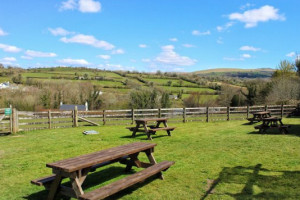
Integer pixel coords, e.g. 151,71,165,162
59,104,86,111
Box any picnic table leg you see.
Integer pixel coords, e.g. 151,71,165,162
142,122,152,140
70,172,84,198
162,121,171,136
131,122,141,137
145,149,164,180
47,174,63,200
125,153,142,171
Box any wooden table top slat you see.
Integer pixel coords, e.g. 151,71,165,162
46,142,156,172
135,118,167,122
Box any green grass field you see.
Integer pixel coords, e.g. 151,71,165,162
1,117,300,200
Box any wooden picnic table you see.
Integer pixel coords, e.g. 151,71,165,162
247,111,271,124
254,117,290,134
31,142,174,200
127,118,176,140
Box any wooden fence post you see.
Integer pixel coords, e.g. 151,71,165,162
103,110,106,125
183,108,186,123
227,107,230,121
131,109,135,124
48,110,52,129
9,105,13,133
73,106,78,127
206,107,209,122
265,105,268,111
247,105,250,119
12,108,18,133
158,108,161,118
281,104,284,118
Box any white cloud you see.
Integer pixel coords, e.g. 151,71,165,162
242,54,251,58
216,22,234,32
48,27,71,36
142,58,151,62
192,30,211,36
0,57,17,65
224,54,251,61
240,3,255,10
240,45,261,51
0,28,8,36
61,34,115,50
0,43,22,53
111,48,125,54
139,44,147,48
286,52,296,57
59,0,101,13
98,54,111,60
229,5,285,28
155,45,196,66
79,0,101,13
2,57,16,62
169,38,178,42
59,0,77,11
21,56,33,60
58,58,90,66
182,44,195,48
25,50,57,57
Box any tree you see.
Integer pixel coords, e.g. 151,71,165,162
241,81,257,106
11,74,23,84
296,56,300,76
266,78,300,104
272,60,296,78
160,92,171,108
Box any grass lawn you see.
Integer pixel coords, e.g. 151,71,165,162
0,117,300,200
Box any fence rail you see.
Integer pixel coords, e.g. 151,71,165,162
0,104,298,134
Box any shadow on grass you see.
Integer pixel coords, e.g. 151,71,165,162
248,123,300,137
202,164,300,200
24,166,147,200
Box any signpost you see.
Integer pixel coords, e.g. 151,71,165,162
5,108,12,116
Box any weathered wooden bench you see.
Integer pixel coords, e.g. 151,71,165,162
31,156,130,189
148,127,176,136
79,161,174,200
31,142,174,200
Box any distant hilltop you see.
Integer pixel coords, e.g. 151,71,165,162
190,68,275,79
193,68,275,74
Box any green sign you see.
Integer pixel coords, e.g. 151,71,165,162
4,108,12,116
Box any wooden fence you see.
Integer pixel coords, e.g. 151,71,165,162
0,104,297,134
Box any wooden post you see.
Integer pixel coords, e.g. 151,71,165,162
281,104,284,118
9,105,13,133
183,108,186,123
48,110,52,129
131,109,135,124
73,106,78,127
227,106,230,121
206,107,209,122
103,110,106,125
247,105,250,119
158,108,161,118
265,105,268,111
12,108,18,133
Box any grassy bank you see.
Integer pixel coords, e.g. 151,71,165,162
0,117,300,199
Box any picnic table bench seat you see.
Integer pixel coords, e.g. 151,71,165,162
31,156,130,188
79,161,174,200
255,124,290,134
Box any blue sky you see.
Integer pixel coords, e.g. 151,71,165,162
0,0,299,72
